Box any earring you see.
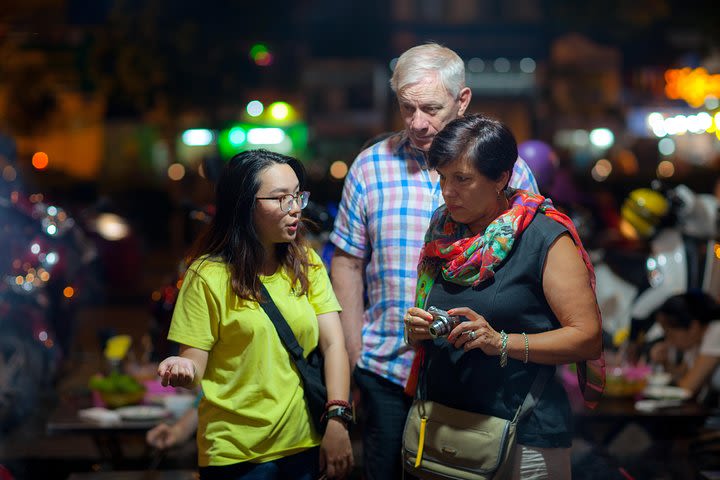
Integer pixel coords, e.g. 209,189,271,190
496,190,501,199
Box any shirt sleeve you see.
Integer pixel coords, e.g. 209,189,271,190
306,248,342,315
511,156,539,194
329,153,367,258
167,266,220,351
699,320,720,357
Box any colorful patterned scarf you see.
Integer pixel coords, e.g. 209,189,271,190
405,189,605,408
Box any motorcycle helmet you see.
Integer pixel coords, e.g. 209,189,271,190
620,188,669,240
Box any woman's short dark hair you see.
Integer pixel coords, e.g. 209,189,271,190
428,114,518,187
657,291,720,329
188,149,312,301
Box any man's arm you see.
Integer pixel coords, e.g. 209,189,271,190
331,248,365,371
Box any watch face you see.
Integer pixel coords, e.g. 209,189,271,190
328,406,354,424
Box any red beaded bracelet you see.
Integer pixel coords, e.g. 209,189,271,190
325,399,352,410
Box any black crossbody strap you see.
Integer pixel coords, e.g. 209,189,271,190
513,367,551,423
258,283,307,365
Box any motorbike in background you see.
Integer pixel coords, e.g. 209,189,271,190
597,182,719,350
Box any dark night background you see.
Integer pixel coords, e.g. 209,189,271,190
1,1,720,479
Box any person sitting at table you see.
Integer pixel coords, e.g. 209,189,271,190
156,149,353,480
146,399,200,450
649,291,720,402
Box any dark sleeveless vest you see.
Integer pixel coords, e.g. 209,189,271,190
423,213,572,448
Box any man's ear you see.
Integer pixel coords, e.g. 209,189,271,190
457,87,472,115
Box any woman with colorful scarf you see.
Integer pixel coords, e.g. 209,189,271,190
404,114,605,479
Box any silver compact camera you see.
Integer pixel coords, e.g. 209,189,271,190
427,306,461,338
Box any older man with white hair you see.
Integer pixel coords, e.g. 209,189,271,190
330,43,538,480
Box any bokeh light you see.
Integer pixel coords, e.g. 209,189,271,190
32,152,49,170
591,159,612,182
616,149,639,175
168,163,186,181
247,128,285,145
269,102,291,121
3,165,17,181
519,58,536,73
95,213,131,241
229,127,247,146
182,129,213,146
657,160,675,178
246,100,264,117
329,161,349,179
589,128,615,149
493,57,511,73
658,137,676,156
468,58,485,72
250,43,273,66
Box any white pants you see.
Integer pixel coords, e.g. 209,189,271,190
511,444,572,479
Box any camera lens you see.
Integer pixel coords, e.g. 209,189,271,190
429,316,451,338
427,306,459,338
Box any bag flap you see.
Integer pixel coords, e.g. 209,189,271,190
403,400,514,475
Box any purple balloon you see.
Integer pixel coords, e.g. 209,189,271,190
518,140,558,191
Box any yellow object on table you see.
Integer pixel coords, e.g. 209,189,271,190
104,335,132,361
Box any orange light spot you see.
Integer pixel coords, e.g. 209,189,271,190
32,152,49,170
151,291,162,301
63,286,75,298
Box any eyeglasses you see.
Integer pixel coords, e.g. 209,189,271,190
256,191,311,213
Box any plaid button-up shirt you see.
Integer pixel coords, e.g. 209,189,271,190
330,132,538,387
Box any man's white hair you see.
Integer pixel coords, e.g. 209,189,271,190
390,43,466,98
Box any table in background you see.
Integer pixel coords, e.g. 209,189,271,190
47,397,168,467
574,396,709,448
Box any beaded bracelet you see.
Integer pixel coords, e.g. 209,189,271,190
522,332,529,364
325,399,352,410
499,330,508,368
320,399,353,424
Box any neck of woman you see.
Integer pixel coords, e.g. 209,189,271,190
260,247,280,276
468,196,510,235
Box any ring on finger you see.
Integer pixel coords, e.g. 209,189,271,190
467,330,477,340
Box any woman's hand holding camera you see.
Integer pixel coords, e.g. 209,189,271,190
404,308,433,344
446,307,502,355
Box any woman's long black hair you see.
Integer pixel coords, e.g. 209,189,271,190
187,149,313,301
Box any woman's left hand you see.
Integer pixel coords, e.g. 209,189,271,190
446,307,502,356
319,418,354,479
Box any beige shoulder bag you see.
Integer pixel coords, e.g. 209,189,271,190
402,368,549,480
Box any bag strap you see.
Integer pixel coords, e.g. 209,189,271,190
512,367,550,423
257,282,309,366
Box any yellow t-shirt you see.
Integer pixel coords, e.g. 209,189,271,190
167,248,341,467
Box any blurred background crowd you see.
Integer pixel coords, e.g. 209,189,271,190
0,1,719,479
